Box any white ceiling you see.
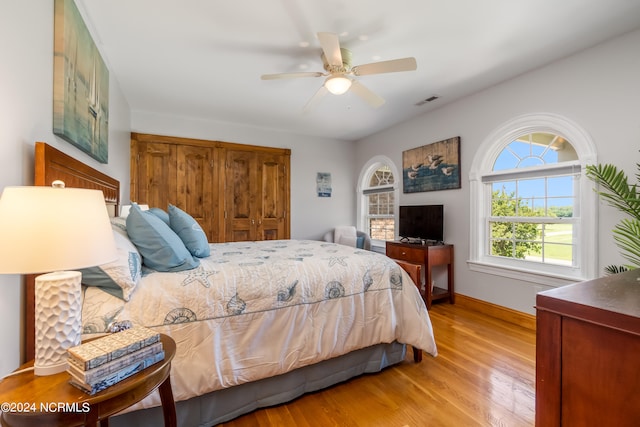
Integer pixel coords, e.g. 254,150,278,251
76,0,640,141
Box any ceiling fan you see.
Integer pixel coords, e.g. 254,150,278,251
261,32,417,111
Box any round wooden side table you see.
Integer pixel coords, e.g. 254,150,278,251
0,333,176,427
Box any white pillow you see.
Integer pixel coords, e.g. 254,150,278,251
79,219,142,301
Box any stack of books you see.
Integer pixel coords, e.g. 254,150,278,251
67,326,164,395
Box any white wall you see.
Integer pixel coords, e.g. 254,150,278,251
131,112,357,240
355,29,640,314
0,0,131,376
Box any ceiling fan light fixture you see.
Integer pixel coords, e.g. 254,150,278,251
324,75,352,95
263,32,415,110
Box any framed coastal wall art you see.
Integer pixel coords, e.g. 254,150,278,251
316,172,332,197
402,137,461,193
53,0,109,163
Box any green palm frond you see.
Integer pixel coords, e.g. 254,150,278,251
586,162,640,273
586,164,640,218
604,265,629,275
612,218,640,267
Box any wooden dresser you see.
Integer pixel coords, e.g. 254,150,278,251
535,269,640,426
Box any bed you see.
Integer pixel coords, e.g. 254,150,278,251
28,142,437,427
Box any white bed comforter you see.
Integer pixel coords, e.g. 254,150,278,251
82,239,437,411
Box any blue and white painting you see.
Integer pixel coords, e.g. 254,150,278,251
403,137,461,193
53,0,109,163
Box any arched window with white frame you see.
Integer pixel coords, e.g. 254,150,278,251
357,156,400,249
469,113,598,286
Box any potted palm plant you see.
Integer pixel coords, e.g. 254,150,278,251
586,162,640,273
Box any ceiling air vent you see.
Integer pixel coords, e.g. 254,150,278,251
415,95,439,106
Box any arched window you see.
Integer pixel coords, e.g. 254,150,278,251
469,113,598,285
358,156,399,248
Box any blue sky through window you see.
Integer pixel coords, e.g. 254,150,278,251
492,137,575,214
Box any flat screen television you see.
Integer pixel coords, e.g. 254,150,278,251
399,204,444,243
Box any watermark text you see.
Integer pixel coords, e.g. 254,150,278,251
1,402,90,413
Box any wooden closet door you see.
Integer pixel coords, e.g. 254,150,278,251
225,150,257,241
257,153,288,240
176,145,217,242
132,133,290,244
133,142,177,209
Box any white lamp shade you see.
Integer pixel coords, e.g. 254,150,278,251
0,186,118,274
324,75,352,95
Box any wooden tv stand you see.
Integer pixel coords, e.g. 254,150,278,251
536,269,640,426
386,241,454,309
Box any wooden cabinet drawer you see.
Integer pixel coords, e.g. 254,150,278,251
386,243,424,264
426,245,452,265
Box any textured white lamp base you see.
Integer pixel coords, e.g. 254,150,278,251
34,271,82,376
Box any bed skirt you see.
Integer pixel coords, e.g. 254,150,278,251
110,342,406,427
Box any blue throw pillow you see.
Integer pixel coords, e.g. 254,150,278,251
168,204,210,258
148,207,170,225
126,204,199,272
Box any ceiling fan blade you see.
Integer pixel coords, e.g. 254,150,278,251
261,71,324,80
350,80,385,108
303,86,328,113
352,57,417,76
317,32,343,68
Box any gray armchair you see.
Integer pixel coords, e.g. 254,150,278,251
322,229,372,250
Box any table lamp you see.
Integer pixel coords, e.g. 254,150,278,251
0,181,117,375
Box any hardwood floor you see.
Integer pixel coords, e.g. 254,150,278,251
218,303,536,427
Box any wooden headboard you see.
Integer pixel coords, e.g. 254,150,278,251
25,142,121,361
34,142,120,215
